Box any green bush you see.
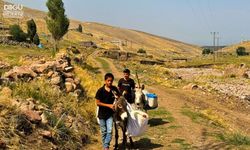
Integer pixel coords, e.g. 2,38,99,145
236,47,248,56
27,19,37,42
137,48,146,54
9,24,27,42
202,48,213,55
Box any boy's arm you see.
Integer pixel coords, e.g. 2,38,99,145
96,99,113,109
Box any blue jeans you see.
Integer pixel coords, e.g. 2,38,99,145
99,116,113,148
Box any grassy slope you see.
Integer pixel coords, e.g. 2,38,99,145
0,0,201,58
221,41,250,53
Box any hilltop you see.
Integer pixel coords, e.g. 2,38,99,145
0,0,201,58
221,41,250,54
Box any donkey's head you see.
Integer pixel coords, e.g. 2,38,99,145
113,92,128,121
135,84,145,107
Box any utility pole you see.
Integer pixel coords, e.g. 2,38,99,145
211,32,218,62
216,36,220,58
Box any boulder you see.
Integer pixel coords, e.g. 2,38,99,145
47,71,54,78
40,130,52,138
242,70,250,79
4,66,37,81
64,66,74,72
23,110,42,123
50,76,62,85
183,83,199,90
41,113,48,124
63,72,74,78
30,62,55,74
74,77,81,85
65,82,73,92
65,78,74,83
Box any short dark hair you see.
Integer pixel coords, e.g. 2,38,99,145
104,73,114,80
123,69,130,74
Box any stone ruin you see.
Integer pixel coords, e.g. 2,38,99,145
0,54,85,99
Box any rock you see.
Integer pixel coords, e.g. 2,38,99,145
64,66,74,72
65,82,73,92
65,78,74,83
30,63,50,74
63,72,74,78
242,70,250,79
74,77,81,85
0,139,6,149
50,76,62,85
19,102,29,112
41,113,48,124
23,110,42,123
4,66,37,81
40,130,52,138
183,83,199,90
47,71,54,78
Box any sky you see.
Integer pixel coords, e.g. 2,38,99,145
3,0,250,46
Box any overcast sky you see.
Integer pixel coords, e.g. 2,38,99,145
4,0,250,46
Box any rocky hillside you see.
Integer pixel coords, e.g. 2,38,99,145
0,0,201,58
0,53,98,149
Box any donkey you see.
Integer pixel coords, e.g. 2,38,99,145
113,92,134,150
134,84,148,112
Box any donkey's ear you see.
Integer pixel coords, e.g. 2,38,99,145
141,84,145,90
122,90,127,96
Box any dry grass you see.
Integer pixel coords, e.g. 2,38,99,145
0,0,201,59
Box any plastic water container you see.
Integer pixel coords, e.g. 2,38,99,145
146,93,158,108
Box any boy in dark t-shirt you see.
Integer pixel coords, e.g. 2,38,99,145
118,69,135,104
95,73,119,150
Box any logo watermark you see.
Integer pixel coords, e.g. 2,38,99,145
2,3,24,18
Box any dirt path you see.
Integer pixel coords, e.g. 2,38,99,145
87,57,250,150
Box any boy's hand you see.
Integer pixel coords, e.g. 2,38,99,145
108,104,114,110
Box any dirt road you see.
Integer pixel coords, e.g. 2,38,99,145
87,57,250,150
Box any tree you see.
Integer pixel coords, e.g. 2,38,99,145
33,33,40,45
46,0,69,53
9,24,27,42
77,24,83,33
202,48,213,55
27,19,37,42
236,46,247,56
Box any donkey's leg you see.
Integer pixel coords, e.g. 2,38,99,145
114,123,119,150
129,137,134,148
122,120,128,149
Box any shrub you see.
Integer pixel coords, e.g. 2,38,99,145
9,24,27,42
236,47,248,56
137,48,146,54
27,19,37,42
202,48,213,55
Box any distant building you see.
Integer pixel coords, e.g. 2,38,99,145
79,41,97,48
